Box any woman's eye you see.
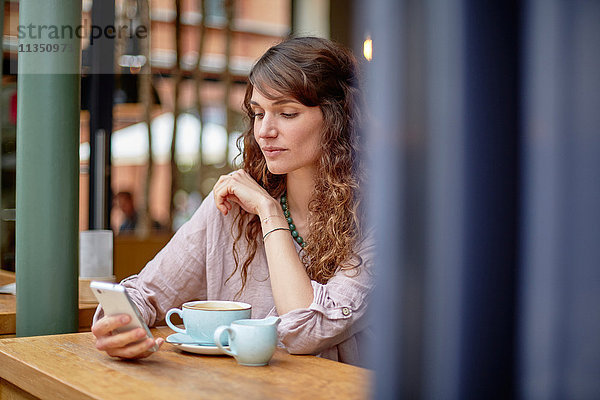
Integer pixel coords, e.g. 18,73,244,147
253,112,264,119
281,113,298,118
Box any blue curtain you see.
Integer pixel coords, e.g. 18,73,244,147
363,0,600,399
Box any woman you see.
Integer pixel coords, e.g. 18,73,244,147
92,36,374,365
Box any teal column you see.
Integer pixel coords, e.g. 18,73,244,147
0,0,4,266
16,0,82,336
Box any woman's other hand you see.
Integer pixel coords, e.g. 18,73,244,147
213,170,279,217
92,314,164,359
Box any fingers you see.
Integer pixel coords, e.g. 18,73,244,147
213,175,229,215
213,170,269,216
98,332,165,360
214,189,232,216
213,173,241,215
105,337,157,359
130,338,165,359
95,327,148,351
92,315,166,360
92,314,131,338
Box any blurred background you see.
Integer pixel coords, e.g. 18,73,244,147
1,0,351,279
1,0,599,399
2,0,293,253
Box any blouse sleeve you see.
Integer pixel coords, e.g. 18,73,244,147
93,195,213,327
277,232,375,355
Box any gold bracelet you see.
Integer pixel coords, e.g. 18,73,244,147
261,214,286,224
262,227,289,241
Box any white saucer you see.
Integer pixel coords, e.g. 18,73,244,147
166,333,229,355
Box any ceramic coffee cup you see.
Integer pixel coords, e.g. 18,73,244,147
213,316,281,366
166,300,252,345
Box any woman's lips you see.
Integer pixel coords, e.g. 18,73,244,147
263,148,287,157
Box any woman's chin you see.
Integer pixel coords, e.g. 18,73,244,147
265,163,289,175
266,167,287,175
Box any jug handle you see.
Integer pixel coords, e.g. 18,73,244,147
214,326,236,357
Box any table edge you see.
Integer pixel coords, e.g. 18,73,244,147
0,346,97,400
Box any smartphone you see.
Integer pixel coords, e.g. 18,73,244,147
90,281,158,352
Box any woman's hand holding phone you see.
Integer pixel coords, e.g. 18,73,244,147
92,314,164,359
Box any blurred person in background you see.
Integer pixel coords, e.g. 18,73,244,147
114,191,163,234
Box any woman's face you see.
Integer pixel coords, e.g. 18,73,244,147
250,88,324,176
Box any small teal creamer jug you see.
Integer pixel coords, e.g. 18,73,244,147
213,316,281,366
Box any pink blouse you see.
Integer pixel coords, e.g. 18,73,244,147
95,193,375,366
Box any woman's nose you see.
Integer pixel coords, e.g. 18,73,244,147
257,114,278,138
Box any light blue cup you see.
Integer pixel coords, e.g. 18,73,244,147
166,301,252,345
213,316,281,366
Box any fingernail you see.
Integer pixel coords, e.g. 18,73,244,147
120,315,130,323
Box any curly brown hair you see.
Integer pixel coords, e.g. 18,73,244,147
229,36,365,294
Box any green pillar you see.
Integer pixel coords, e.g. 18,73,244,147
16,0,82,336
0,0,4,266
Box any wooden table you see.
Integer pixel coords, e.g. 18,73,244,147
0,271,98,337
0,327,371,399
